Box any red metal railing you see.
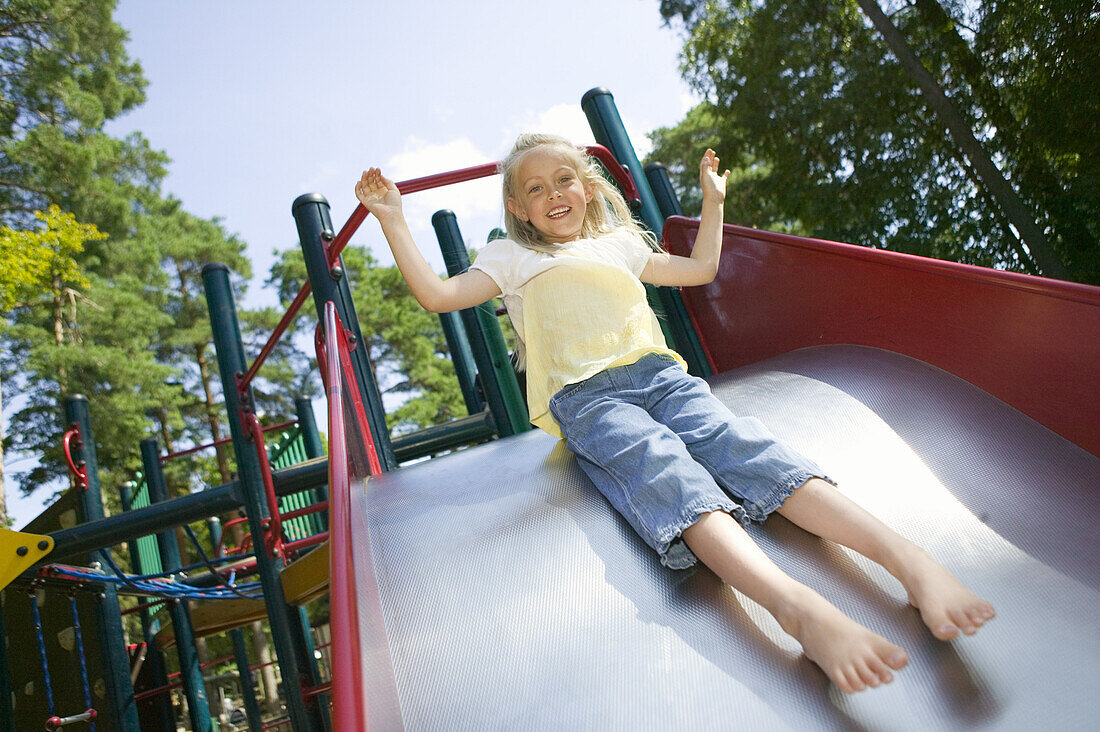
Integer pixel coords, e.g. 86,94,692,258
240,144,636,398
160,420,296,463
323,302,372,731
61,425,88,492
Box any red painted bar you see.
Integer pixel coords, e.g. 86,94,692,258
244,412,284,557
61,426,88,491
239,282,315,392
663,216,1100,456
324,302,370,731
161,420,296,463
278,500,328,524
326,145,634,265
301,680,332,698
283,531,328,555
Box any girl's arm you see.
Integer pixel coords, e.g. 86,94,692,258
355,168,502,313
640,149,729,287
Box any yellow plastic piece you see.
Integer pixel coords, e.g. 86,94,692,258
280,540,330,607
155,597,269,649
0,527,53,592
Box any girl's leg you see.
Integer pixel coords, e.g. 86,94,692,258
682,510,909,693
777,478,996,640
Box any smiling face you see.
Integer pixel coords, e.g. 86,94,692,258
506,146,594,245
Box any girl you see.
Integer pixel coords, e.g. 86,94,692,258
354,133,995,694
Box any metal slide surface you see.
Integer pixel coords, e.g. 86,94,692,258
347,345,1100,730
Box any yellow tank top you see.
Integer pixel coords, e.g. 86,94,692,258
520,258,685,437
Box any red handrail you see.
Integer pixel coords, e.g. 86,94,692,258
161,420,296,463
240,283,316,394
242,411,284,558
324,302,371,731
239,144,637,397
61,425,88,491
279,500,328,524
283,532,328,556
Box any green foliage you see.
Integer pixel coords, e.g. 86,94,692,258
1,208,182,498
652,0,1098,282
268,246,465,434
0,204,97,312
0,0,167,237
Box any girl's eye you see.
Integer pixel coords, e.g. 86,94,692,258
529,185,542,194
559,176,572,184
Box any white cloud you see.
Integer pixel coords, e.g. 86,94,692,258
381,137,505,266
503,103,597,151
503,101,656,162
680,90,703,115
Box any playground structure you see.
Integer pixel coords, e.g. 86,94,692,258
0,87,1097,731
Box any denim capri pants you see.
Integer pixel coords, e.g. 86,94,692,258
548,352,830,570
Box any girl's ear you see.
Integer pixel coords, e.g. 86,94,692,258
506,197,529,222
584,183,594,203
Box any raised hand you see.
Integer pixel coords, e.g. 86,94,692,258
700,149,730,205
355,167,403,222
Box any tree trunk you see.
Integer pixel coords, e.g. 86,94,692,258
0,372,8,527
195,342,233,486
856,0,1070,279
251,620,281,714
909,0,1092,263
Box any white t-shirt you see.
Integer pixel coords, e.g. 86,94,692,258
471,229,685,436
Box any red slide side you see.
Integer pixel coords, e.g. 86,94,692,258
663,216,1100,457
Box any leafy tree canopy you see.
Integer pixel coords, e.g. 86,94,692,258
268,245,465,434
652,0,1098,283
0,0,167,236
0,204,97,312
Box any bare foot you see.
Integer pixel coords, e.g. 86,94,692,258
778,588,909,693
892,544,996,640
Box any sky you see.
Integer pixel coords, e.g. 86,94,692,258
4,0,700,525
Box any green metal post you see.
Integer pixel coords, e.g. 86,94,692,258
208,518,262,732
141,437,212,732
120,482,175,732
439,310,484,415
432,209,529,436
581,87,712,378
202,263,328,731
295,397,325,462
0,593,10,731
62,395,141,731
295,397,327,532
644,162,685,219
292,194,398,471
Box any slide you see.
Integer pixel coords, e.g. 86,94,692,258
336,344,1100,730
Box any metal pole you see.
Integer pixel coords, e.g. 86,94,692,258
581,87,712,378
202,263,328,731
644,162,685,219
62,395,141,732
120,482,175,732
439,310,484,415
0,590,11,731
208,518,263,732
292,194,398,471
295,397,328,531
432,209,529,436
47,481,242,562
140,437,212,732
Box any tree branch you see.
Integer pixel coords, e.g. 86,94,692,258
854,0,1070,279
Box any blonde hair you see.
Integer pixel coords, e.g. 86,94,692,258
499,133,660,254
